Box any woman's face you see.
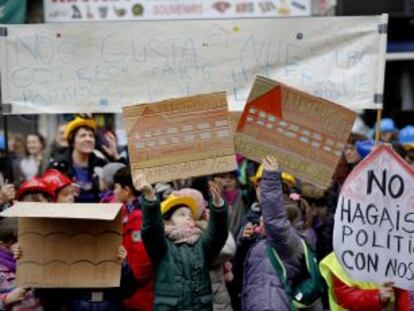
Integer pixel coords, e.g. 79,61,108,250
73,127,95,154
222,174,237,191
170,206,194,229
57,124,68,147
344,143,361,165
26,135,43,156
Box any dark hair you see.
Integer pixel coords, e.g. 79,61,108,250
0,217,18,245
347,133,368,145
283,197,313,229
68,126,95,148
25,133,46,155
391,142,406,158
113,166,140,196
213,171,238,179
19,192,53,203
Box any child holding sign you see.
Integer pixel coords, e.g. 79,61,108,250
240,156,323,311
320,252,411,310
13,176,139,311
0,217,42,310
136,173,228,311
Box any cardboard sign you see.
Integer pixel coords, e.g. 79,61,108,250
333,145,414,290
229,111,242,135
0,202,122,288
235,76,356,188
44,0,312,22
122,92,237,184
0,15,387,114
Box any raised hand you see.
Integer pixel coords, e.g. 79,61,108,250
209,180,223,207
133,172,156,201
262,156,279,172
11,243,22,260
117,245,127,261
242,222,254,239
4,287,28,305
0,184,15,204
101,131,120,160
379,282,394,305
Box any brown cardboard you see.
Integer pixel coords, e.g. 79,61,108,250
0,202,122,288
229,111,242,135
235,76,357,189
122,92,237,184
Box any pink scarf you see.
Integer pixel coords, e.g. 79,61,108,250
223,189,239,206
165,224,202,245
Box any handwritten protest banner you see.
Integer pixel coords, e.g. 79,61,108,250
122,92,237,184
235,76,356,188
44,0,312,22
333,145,414,290
0,15,387,114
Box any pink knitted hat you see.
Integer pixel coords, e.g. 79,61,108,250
172,188,207,220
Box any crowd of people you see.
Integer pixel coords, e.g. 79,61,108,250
1,114,414,310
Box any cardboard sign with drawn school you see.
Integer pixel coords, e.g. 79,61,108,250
333,145,414,290
122,92,237,184
0,203,123,288
234,76,357,189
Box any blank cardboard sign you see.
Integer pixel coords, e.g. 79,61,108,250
235,76,357,188
122,92,237,184
0,202,122,288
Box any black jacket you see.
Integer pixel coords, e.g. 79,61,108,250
48,149,107,203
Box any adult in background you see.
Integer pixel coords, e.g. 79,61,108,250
214,171,247,237
376,118,399,143
96,162,126,203
48,115,119,203
48,123,69,160
13,133,46,186
399,125,414,168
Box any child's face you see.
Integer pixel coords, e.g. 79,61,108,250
20,193,50,202
57,185,75,203
114,183,128,203
380,132,393,142
344,144,361,164
170,207,194,229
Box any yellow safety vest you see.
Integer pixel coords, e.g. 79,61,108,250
319,252,394,311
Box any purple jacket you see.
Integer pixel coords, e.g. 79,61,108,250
241,170,314,311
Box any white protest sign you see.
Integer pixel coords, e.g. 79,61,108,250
0,15,387,114
44,0,312,22
333,145,414,290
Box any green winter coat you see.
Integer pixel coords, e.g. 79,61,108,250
141,199,228,311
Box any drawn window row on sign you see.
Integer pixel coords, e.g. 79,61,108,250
134,120,229,139
135,129,231,150
247,109,343,157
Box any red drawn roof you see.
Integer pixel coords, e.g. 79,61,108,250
237,85,283,132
